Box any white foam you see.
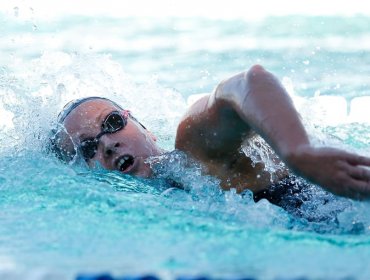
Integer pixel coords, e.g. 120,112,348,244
304,95,348,126
349,96,370,123
0,101,14,130
297,95,370,126
187,93,209,106
0,52,187,152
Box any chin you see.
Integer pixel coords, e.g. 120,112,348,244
132,157,153,178
134,165,152,178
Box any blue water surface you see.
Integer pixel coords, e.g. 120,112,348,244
1,13,370,280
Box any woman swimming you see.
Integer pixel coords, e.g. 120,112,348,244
50,65,370,201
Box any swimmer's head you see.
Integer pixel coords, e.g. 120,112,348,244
49,97,163,177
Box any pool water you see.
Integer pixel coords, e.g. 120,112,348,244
1,10,370,280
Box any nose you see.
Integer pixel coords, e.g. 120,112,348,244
100,135,120,157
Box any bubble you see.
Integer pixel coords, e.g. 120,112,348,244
56,83,66,95
13,7,19,17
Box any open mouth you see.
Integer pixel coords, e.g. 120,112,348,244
116,154,135,172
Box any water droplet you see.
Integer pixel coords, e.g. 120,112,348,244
13,7,19,17
56,83,66,95
303,60,310,65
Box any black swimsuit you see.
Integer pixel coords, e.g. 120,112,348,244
253,175,313,210
154,151,349,226
252,175,351,226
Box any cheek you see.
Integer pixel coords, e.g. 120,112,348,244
89,153,111,169
138,132,157,150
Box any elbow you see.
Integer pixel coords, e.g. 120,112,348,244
214,64,276,110
248,64,266,75
246,64,274,86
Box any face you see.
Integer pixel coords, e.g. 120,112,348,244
62,99,163,177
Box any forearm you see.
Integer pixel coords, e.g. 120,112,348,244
178,65,370,198
214,65,310,163
192,65,370,199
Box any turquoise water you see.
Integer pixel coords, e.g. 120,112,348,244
1,13,370,279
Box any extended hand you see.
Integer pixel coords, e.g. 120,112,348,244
287,145,370,200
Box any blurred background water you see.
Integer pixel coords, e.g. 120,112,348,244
1,1,370,279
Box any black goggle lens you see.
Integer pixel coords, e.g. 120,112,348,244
80,111,128,160
102,112,126,133
80,139,98,159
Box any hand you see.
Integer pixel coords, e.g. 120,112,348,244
286,145,370,200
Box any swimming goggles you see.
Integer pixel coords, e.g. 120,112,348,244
79,110,130,160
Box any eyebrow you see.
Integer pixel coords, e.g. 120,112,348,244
77,122,101,141
78,107,119,141
94,105,120,124
95,110,106,125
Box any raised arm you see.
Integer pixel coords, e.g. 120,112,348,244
176,65,370,199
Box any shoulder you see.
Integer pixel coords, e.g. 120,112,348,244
175,94,212,155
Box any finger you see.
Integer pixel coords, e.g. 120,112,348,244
346,154,370,166
347,165,370,180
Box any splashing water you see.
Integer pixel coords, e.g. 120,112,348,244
1,14,370,280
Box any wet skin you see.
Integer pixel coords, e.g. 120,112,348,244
175,65,370,199
62,99,283,193
63,99,163,178
60,65,370,199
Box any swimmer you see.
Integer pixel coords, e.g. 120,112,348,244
50,65,370,202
